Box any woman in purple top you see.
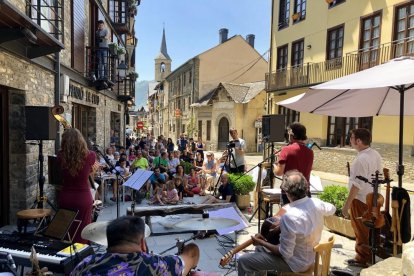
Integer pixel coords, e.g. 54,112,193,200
58,128,95,243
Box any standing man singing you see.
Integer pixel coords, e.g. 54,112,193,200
342,128,382,268
228,128,246,173
273,122,313,204
96,20,109,80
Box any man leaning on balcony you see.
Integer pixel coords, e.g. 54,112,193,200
96,20,109,80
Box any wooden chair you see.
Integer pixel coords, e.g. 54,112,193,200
278,236,335,276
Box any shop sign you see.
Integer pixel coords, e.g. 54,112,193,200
69,83,100,105
137,121,144,129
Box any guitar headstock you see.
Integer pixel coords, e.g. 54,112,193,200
219,251,233,266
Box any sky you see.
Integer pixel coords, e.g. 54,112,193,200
134,0,272,82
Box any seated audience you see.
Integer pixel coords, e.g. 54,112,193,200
202,173,235,204
163,180,179,204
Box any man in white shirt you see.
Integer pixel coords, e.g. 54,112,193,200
237,170,336,275
228,128,246,173
342,128,382,267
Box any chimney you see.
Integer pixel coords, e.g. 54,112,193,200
246,34,255,48
219,28,228,44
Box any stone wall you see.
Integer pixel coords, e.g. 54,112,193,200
2,50,56,222
313,143,414,183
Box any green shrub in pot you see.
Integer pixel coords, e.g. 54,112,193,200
228,173,255,195
318,185,348,217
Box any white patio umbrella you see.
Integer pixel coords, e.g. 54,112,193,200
277,56,414,187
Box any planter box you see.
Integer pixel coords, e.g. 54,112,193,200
324,215,355,239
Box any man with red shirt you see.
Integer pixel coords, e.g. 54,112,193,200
273,122,313,204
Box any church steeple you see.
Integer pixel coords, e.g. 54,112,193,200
154,27,172,82
160,28,171,60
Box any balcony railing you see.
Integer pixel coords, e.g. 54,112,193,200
115,76,135,102
266,36,414,92
110,0,130,34
85,46,116,90
26,0,64,42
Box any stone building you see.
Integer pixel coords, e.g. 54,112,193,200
0,0,139,225
266,0,414,181
153,28,268,149
192,81,266,152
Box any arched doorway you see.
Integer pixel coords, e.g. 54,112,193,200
218,117,229,150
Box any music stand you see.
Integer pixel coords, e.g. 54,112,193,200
42,208,79,243
123,169,153,215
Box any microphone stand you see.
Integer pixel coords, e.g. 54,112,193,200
92,144,125,218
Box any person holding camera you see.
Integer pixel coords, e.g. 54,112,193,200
228,128,246,173
96,20,109,79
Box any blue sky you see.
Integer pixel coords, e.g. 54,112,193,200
134,0,272,81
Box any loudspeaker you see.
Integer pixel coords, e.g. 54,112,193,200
262,114,286,142
25,106,57,140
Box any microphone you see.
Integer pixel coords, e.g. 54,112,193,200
356,175,369,183
307,142,321,150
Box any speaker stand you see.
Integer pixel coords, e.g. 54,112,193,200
31,140,57,211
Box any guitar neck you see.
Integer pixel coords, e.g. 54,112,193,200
219,239,253,266
384,168,391,214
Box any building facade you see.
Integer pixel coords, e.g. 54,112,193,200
267,0,414,179
0,0,139,225
155,29,268,150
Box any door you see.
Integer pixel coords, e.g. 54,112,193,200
359,12,381,70
0,86,9,226
217,117,229,150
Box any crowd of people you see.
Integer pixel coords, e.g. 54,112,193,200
56,123,384,275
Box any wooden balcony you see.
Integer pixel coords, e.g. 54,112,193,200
266,37,414,92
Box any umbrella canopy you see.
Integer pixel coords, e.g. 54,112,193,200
277,56,414,187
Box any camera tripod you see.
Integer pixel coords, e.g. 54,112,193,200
213,146,238,196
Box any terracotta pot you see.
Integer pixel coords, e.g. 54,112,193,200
292,13,300,21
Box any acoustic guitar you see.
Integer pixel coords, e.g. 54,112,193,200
219,207,286,266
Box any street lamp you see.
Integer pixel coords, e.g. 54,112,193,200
117,60,127,80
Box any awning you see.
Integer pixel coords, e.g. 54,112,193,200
0,0,64,59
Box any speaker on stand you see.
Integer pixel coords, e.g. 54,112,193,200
25,106,58,210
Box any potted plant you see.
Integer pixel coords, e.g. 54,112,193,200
129,72,139,81
319,185,355,238
108,42,118,56
229,173,255,210
117,46,126,56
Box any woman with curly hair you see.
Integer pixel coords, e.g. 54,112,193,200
58,128,96,243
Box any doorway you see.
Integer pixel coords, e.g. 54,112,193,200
0,86,9,226
217,117,229,150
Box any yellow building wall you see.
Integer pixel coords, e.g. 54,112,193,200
198,36,268,98
270,0,412,146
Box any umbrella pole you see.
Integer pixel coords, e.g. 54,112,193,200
398,87,404,188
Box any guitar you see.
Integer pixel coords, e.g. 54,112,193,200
380,168,393,243
219,207,286,266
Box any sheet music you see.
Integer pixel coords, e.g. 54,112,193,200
123,169,153,191
209,206,249,235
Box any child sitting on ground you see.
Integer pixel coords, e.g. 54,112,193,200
163,180,179,204
150,181,164,205
173,177,185,201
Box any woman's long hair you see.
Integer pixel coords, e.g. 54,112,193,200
60,128,89,176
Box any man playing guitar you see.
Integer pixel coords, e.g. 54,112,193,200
237,170,335,275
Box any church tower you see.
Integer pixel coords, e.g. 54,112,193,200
154,27,172,82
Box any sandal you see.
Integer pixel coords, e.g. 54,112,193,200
345,259,368,268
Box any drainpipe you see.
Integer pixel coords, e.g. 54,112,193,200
54,52,61,154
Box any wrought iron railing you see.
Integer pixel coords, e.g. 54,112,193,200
266,36,414,91
85,46,117,86
26,0,64,42
109,0,130,34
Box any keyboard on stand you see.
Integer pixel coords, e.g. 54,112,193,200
0,233,94,273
